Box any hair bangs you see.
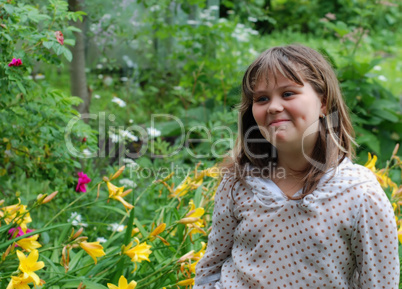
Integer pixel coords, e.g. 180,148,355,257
245,49,305,100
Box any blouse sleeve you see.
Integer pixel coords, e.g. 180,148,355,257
194,175,240,289
351,180,400,289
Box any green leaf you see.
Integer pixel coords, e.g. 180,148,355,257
355,127,381,153
15,81,27,94
66,26,82,33
62,280,108,289
3,4,14,14
97,205,129,217
63,47,73,62
55,44,64,55
69,250,85,271
27,10,51,23
43,41,54,49
134,218,149,237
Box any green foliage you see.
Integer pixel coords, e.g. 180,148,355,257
0,0,96,194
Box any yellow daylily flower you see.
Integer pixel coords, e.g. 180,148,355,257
177,278,195,286
123,238,152,263
189,242,206,273
149,223,169,245
178,242,207,274
107,182,134,210
364,153,400,195
171,176,203,198
16,250,45,286
2,199,32,231
6,274,34,289
398,227,402,244
79,241,106,264
107,275,137,289
16,234,42,252
364,153,377,172
194,166,220,182
185,200,205,236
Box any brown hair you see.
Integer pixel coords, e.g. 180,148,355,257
223,44,355,199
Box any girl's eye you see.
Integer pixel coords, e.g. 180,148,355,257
283,92,294,98
255,96,269,102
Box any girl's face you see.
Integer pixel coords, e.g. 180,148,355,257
251,72,325,153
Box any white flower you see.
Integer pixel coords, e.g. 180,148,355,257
120,130,138,142
103,14,111,20
147,127,161,138
248,17,258,22
4,150,11,156
373,65,382,71
107,223,125,232
96,237,107,243
378,75,387,81
111,96,127,107
103,76,113,87
96,64,103,69
98,74,103,79
109,132,120,143
227,10,234,15
187,20,199,25
129,119,134,123
119,178,136,188
173,86,183,90
209,5,219,11
120,77,128,82
150,5,160,12
249,48,259,56
82,149,92,156
94,94,101,99
35,74,45,80
68,212,88,227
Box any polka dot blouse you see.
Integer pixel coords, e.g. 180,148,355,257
194,158,399,289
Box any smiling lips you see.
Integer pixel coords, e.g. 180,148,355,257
268,119,290,126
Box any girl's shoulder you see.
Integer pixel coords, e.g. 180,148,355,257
317,157,388,202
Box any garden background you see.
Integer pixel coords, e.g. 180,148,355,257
1,0,402,288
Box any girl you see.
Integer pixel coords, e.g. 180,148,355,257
194,45,399,289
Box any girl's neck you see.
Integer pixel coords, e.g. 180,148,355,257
276,149,310,175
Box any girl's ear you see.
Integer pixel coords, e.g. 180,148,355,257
320,95,327,115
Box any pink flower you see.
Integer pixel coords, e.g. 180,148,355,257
9,227,33,239
8,58,22,67
55,31,64,45
9,227,33,247
76,172,91,193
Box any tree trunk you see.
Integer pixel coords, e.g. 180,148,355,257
68,0,90,118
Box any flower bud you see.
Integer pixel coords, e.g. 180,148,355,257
150,223,166,237
2,245,13,261
110,165,125,180
121,189,132,198
392,143,400,157
43,191,58,204
102,176,110,182
178,217,200,224
72,227,84,240
74,236,88,244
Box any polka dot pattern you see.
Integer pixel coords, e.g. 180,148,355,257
194,158,399,289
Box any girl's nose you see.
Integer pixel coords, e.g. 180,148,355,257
268,97,284,114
